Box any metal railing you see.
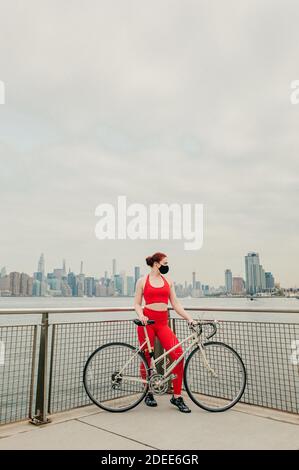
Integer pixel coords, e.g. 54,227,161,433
0,306,298,425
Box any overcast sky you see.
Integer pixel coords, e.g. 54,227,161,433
0,0,299,287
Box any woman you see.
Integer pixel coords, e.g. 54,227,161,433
134,252,195,413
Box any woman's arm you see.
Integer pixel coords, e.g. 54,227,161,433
133,277,148,323
168,278,194,323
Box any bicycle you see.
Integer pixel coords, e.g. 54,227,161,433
83,318,247,413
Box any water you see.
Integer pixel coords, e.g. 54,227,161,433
0,296,299,324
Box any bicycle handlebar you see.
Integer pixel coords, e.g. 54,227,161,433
188,319,218,339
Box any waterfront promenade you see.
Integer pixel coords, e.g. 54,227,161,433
0,395,298,450
0,304,298,450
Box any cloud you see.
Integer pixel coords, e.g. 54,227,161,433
0,0,299,285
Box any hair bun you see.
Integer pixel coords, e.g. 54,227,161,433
145,256,153,266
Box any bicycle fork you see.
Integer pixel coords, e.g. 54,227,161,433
197,341,218,378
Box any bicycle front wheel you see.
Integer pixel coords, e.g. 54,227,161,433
83,342,150,412
184,341,246,412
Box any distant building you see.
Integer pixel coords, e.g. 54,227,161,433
126,276,135,296
225,269,233,293
201,284,209,295
61,281,72,296
0,274,10,295
66,272,76,295
260,265,266,291
112,259,116,277
232,277,245,294
32,279,41,296
53,268,64,279
265,272,275,291
38,253,45,277
0,266,7,278
120,271,126,296
114,274,122,295
20,273,30,295
95,282,108,296
192,272,196,289
245,252,273,294
77,273,85,296
34,271,47,296
9,272,21,296
84,277,95,297
62,259,66,276
245,252,262,294
134,266,141,290
107,279,115,296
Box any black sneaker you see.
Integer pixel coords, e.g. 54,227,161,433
144,392,157,407
170,395,191,413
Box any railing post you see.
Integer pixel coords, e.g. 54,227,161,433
28,325,38,420
47,324,56,414
30,313,51,425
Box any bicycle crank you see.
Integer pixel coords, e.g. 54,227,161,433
149,373,169,395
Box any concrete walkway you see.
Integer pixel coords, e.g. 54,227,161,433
0,394,298,450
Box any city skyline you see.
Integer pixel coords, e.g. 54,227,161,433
0,250,289,299
0,242,283,285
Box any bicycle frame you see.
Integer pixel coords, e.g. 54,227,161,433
115,324,217,386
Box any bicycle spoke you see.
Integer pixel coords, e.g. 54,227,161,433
184,342,246,411
83,343,149,412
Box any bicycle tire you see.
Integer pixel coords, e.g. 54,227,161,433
184,341,247,412
83,342,150,412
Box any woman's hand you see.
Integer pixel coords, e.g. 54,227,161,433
187,319,196,328
139,314,149,325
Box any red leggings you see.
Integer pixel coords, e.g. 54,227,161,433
136,307,184,395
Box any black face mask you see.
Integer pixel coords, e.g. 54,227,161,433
158,264,169,274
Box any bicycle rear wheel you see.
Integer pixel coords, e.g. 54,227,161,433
184,341,246,412
83,342,149,412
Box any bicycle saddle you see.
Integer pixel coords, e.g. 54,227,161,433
133,319,155,326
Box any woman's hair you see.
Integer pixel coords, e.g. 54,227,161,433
145,252,167,267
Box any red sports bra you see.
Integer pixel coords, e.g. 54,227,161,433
143,274,170,305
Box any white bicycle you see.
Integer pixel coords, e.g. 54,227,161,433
83,318,247,412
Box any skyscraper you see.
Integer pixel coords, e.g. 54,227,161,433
20,273,30,296
38,253,45,277
265,272,275,291
67,272,77,296
84,277,95,297
126,276,135,296
0,266,6,278
225,269,233,293
192,272,196,289
112,258,116,277
120,270,126,296
114,274,122,295
260,265,266,291
134,266,140,290
9,272,20,296
62,259,66,276
245,252,263,294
